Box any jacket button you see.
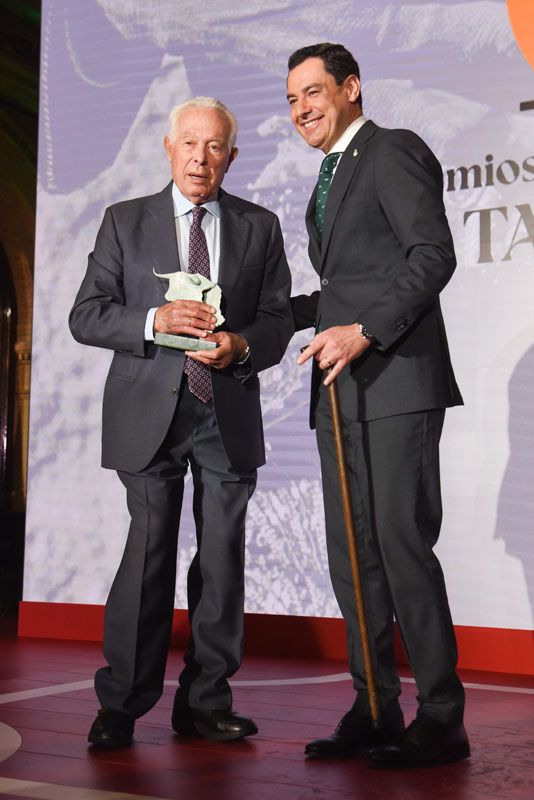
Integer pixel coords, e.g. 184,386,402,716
394,317,411,332
171,386,180,395
321,278,329,286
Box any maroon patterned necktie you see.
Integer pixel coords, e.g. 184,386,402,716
183,206,213,402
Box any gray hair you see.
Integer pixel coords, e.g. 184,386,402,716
168,96,238,149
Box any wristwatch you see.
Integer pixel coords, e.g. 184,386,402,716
237,343,251,364
359,323,376,343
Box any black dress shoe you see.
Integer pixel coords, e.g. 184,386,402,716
172,694,258,742
191,708,258,742
305,708,405,758
88,708,134,748
366,714,470,768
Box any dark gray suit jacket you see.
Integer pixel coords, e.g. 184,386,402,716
292,120,462,425
69,182,293,473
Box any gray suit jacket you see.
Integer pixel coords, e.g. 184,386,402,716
69,182,293,473
292,120,462,426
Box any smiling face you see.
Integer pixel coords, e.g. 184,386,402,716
164,106,238,204
287,57,361,153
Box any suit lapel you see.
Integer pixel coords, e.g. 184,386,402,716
141,181,180,275
218,191,250,306
319,121,379,270
306,187,321,271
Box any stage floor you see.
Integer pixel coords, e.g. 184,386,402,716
0,632,532,800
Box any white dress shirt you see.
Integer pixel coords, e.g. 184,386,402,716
329,114,368,177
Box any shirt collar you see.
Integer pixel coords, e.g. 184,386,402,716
328,114,368,155
171,183,221,219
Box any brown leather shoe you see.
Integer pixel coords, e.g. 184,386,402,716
366,714,470,768
88,708,134,748
305,707,405,758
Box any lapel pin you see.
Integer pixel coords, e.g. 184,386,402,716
353,148,359,157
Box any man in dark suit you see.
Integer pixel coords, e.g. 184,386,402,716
286,43,469,767
69,97,293,747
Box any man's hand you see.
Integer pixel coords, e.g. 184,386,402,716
297,323,372,385
186,332,248,370
154,299,217,337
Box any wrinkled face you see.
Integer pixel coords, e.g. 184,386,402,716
164,107,237,203
287,57,361,153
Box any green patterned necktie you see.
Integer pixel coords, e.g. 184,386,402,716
315,152,342,243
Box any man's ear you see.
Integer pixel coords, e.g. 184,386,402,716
163,136,172,161
226,147,238,172
345,75,361,105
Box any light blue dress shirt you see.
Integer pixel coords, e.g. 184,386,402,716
144,183,222,341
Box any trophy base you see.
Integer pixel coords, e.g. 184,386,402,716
154,333,217,351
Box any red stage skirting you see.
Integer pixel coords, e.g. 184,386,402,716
18,601,533,676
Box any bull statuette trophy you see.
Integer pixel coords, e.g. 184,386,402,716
153,270,225,351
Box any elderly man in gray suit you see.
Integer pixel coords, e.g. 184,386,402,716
69,96,293,748
287,43,469,768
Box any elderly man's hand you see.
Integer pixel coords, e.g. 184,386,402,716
154,299,217,337
186,332,248,370
297,323,373,385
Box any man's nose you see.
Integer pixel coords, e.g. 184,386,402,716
193,146,208,164
294,98,311,120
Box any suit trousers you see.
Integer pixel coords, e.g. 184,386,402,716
315,389,465,724
95,381,257,717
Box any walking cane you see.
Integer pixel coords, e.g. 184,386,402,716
325,368,381,729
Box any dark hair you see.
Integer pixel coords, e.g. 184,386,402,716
287,43,362,107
